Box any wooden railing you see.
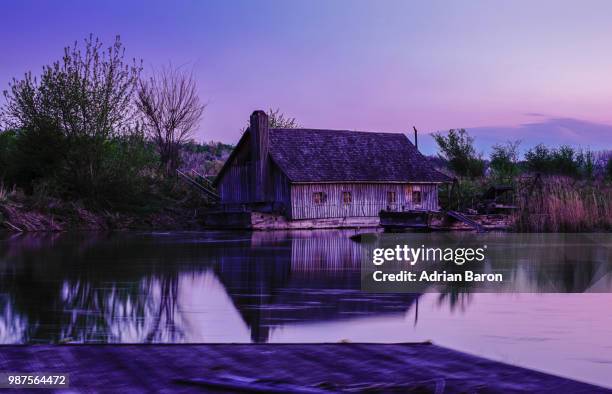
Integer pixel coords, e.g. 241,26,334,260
176,169,220,201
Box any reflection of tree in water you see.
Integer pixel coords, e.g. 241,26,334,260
0,297,27,343
144,273,182,343
5,271,185,344
58,273,182,343
436,288,474,312
433,259,478,312
0,233,208,343
433,234,612,309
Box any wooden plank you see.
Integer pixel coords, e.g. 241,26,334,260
0,344,604,393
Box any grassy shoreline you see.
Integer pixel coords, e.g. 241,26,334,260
2,175,611,233
0,183,207,232
514,175,612,232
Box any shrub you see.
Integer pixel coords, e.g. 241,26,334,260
489,141,520,182
441,178,488,211
576,149,595,179
525,144,553,173
9,124,67,191
97,133,158,208
432,129,485,178
552,145,578,177
524,144,590,178
0,130,17,179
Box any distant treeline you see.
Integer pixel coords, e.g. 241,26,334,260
432,128,612,231
180,140,233,176
432,129,612,181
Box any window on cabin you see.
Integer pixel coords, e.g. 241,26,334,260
313,192,327,204
387,191,396,204
342,191,352,204
412,190,422,205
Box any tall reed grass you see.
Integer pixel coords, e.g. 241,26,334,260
0,183,11,203
515,175,612,232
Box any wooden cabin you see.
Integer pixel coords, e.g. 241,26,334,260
211,110,451,228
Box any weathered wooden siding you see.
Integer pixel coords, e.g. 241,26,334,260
217,137,252,204
217,148,291,212
271,162,292,216
218,164,251,203
290,183,439,220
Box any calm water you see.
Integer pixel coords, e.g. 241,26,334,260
0,230,611,388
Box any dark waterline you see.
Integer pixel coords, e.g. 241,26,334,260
0,230,611,388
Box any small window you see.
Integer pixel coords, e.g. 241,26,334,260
387,191,396,204
412,190,422,205
342,191,352,204
313,192,327,204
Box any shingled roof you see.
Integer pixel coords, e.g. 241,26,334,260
268,128,451,183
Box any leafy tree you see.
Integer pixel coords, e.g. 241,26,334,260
489,140,520,181
576,149,595,179
525,144,585,177
552,145,578,177
524,144,553,173
1,35,146,201
3,35,141,138
432,128,484,178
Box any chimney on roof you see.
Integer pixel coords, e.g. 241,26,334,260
250,110,269,202
413,126,418,150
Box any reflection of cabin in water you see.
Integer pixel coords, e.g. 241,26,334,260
210,110,451,228
212,231,419,342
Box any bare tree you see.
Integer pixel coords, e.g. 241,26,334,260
240,108,299,133
137,66,205,175
267,108,299,128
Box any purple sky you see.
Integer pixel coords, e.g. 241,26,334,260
1,0,612,154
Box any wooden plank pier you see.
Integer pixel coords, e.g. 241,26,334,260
0,343,606,393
